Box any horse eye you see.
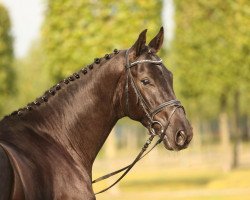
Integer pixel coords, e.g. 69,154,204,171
141,79,150,85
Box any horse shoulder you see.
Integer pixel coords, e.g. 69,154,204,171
0,143,25,200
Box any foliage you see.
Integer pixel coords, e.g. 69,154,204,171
170,0,250,119
42,0,162,82
13,41,51,109
0,3,15,116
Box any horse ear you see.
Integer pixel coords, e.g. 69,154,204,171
148,27,164,53
130,29,147,58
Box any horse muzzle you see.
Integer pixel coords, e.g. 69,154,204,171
163,128,193,151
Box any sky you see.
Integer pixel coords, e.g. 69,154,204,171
163,0,175,46
0,0,174,58
1,0,45,58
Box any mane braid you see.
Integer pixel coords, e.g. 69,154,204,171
4,49,120,119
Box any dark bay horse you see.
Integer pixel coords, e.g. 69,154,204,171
0,27,193,200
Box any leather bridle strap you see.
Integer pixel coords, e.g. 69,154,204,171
93,135,155,195
150,100,183,118
92,137,162,185
125,49,163,125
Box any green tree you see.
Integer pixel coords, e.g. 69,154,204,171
170,0,250,168
14,41,51,109
0,3,15,117
42,0,162,82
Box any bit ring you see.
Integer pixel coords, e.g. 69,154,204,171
149,121,164,136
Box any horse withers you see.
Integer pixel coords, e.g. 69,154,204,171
0,27,193,200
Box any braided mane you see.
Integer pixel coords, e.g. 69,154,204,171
6,49,120,118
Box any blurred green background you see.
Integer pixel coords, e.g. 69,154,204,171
0,0,250,199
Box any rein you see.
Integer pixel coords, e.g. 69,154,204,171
93,49,184,195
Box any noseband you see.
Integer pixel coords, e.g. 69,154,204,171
93,49,185,195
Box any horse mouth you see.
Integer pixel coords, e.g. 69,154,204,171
162,134,189,151
162,135,175,151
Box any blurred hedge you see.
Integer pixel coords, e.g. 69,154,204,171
170,0,250,119
42,0,162,82
0,4,15,115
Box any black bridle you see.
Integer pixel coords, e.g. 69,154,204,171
93,49,184,195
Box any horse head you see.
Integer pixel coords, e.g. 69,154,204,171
119,27,193,151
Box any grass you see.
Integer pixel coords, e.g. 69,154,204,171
93,144,250,200
93,168,250,200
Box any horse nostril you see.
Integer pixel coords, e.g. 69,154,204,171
175,130,187,146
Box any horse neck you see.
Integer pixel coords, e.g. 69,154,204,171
33,52,126,170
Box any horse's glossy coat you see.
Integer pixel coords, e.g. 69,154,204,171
0,28,192,200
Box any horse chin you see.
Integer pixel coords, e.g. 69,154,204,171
162,135,175,151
